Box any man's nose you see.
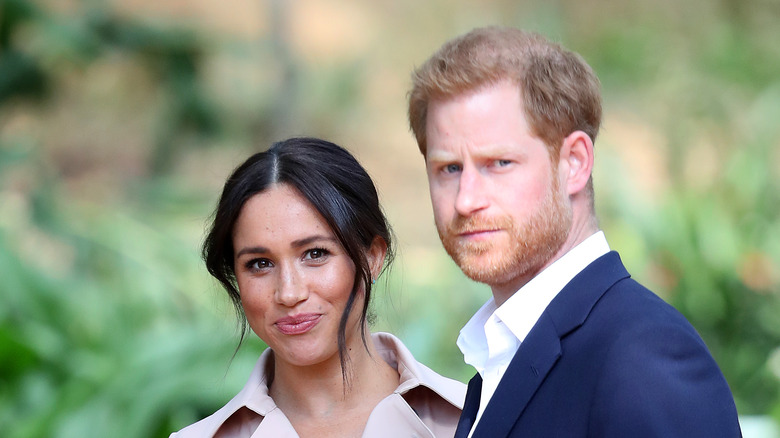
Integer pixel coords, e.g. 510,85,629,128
274,265,308,307
454,166,489,216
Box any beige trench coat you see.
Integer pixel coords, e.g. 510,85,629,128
170,332,466,438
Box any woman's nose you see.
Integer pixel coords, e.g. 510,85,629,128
274,265,308,307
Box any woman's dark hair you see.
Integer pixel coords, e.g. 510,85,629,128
202,137,394,381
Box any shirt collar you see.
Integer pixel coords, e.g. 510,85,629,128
183,332,463,437
457,231,610,371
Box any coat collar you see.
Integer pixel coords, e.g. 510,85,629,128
374,332,465,408
456,252,630,438
173,332,464,437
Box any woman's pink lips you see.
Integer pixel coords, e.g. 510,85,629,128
275,313,322,335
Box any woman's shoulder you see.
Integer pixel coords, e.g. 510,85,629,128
169,349,277,438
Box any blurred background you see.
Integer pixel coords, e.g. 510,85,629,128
1,0,779,436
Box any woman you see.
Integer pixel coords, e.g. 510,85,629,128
171,137,465,437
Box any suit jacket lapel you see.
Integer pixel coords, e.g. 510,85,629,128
470,312,562,438
454,374,483,438
545,251,630,338
466,251,630,438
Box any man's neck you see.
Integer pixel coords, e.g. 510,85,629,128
490,220,600,306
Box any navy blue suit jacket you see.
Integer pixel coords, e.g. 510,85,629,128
455,251,741,437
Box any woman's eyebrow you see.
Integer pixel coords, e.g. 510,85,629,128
291,235,337,248
235,235,338,258
235,246,269,258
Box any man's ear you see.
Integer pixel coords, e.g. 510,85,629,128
367,236,388,281
558,130,594,196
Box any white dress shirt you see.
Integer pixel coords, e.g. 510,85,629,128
457,231,610,437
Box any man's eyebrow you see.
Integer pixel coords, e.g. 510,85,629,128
473,144,521,157
426,150,458,163
427,145,520,163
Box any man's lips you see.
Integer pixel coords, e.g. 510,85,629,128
275,313,322,335
457,229,501,240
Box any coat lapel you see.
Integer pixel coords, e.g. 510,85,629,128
464,251,630,438
470,313,562,437
454,374,483,438
545,251,630,338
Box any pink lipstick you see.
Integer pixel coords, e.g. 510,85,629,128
275,313,322,335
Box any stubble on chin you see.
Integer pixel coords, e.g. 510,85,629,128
436,185,572,289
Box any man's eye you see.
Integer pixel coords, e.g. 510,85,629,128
444,164,462,174
495,159,511,167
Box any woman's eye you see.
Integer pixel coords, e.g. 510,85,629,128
304,248,329,261
246,258,272,270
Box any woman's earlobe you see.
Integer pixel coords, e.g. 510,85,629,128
368,236,388,279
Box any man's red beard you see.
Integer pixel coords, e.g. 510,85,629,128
437,175,572,289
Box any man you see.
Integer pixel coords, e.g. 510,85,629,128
408,26,741,437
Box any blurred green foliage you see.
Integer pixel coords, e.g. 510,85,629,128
1,0,779,436
583,10,780,416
